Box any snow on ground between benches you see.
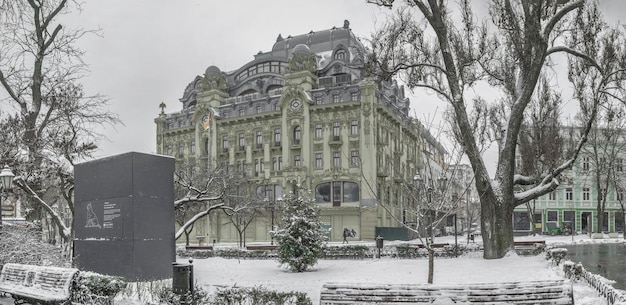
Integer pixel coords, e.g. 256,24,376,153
188,251,605,305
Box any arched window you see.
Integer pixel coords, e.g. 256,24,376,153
315,181,360,206
334,50,346,60
293,126,301,145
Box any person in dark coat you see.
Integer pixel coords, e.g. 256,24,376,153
343,228,350,244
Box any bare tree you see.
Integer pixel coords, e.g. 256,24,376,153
0,0,120,242
173,162,259,242
579,102,626,233
366,0,626,258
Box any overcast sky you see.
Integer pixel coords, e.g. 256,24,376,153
61,1,626,166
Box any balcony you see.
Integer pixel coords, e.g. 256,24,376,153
329,135,342,148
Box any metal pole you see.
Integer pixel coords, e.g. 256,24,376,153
454,214,458,257
0,187,3,228
271,205,275,245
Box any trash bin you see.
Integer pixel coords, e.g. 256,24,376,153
172,262,191,295
375,235,384,249
375,235,384,258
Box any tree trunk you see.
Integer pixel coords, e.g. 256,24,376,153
481,195,514,259
596,206,604,234
427,249,434,284
184,231,190,247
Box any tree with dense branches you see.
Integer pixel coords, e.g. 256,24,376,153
366,0,626,258
0,0,120,245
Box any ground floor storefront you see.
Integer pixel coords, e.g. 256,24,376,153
513,207,625,236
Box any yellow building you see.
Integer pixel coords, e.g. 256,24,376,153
155,20,444,243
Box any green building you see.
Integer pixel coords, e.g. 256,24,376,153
513,131,626,236
155,21,445,243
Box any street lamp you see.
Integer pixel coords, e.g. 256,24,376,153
265,196,282,245
0,165,16,228
413,174,423,228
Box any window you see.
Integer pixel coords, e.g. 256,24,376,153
351,92,358,101
255,184,283,201
582,157,589,171
599,157,606,171
333,95,340,103
333,152,341,167
583,187,590,200
278,156,283,170
617,158,624,172
599,188,606,201
351,151,359,167
190,142,196,154
315,124,322,139
239,133,245,149
547,210,558,222
273,157,279,171
178,144,184,157
334,50,346,60
350,120,359,135
255,158,264,176
315,153,323,169
333,122,340,140
618,190,624,202
293,126,301,145
315,96,323,104
333,181,341,206
239,108,245,116
274,128,281,147
565,188,573,200
294,155,301,167
548,190,556,200
513,211,531,231
222,136,229,152
315,181,360,206
256,130,263,148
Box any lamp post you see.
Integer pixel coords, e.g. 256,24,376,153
0,165,16,228
265,196,282,245
413,174,422,230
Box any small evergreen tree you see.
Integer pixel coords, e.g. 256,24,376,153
272,188,327,272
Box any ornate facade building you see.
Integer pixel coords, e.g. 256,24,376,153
155,21,445,243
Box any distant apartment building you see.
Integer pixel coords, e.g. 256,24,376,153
513,127,626,235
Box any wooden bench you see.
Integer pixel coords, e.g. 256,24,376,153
185,245,213,251
246,245,277,251
320,280,574,304
410,243,450,249
513,240,546,247
0,263,79,305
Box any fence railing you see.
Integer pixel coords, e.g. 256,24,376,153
562,260,626,305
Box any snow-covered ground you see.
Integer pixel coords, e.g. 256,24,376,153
1,234,621,305
180,234,622,304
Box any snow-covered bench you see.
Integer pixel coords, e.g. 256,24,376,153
0,263,79,305
320,280,574,304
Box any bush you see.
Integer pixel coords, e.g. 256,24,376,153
0,224,66,267
72,272,127,305
157,284,210,305
323,245,370,259
546,248,567,266
210,286,312,305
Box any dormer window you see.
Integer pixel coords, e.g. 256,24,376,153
334,50,346,60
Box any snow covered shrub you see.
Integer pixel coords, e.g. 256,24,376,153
0,223,66,267
546,248,568,266
271,189,327,272
72,272,127,305
209,286,312,305
156,284,210,305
